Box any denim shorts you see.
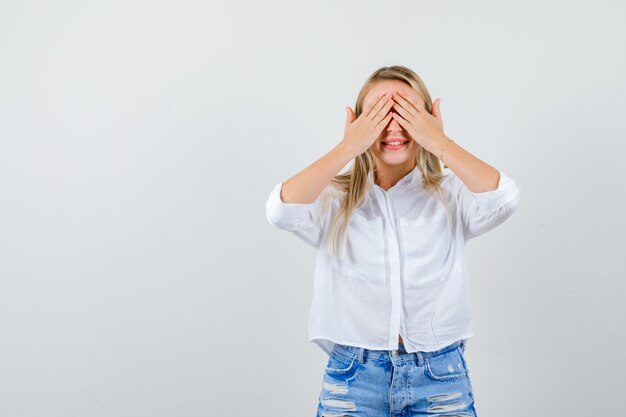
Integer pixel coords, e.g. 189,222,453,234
316,340,477,417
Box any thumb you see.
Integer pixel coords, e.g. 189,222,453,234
345,106,355,126
432,98,443,121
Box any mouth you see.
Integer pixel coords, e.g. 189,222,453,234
381,138,410,150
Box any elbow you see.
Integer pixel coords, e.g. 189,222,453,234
506,183,522,215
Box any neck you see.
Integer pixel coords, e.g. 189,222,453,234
375,162,417,191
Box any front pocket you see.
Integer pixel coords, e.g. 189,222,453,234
343,214,387,285
424,347,469,381
324,351,359,381
399,213,454,289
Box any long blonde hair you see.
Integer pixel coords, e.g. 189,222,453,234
320,65,451,261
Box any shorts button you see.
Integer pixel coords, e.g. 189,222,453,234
391,350,398,357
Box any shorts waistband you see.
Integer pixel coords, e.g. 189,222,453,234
332,340,465,366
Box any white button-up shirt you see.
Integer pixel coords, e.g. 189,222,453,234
265,165,521,355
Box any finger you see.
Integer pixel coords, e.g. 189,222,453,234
364,93,390,119
371,96,395,125
391,112,411,131
390,97,415,123
360,92,384,118
394,90,422,114
375,111,394,130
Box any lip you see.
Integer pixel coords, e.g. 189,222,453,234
381,141,409,151
382,137,409,144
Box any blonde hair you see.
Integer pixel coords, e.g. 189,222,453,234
320,65,452,261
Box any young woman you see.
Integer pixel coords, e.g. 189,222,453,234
265,65,521,417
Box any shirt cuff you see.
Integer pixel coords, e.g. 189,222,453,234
469,170,521,213
265,181,320,227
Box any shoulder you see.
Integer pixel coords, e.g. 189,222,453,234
316,181,346,219
432,172,461,195
324,180,348,201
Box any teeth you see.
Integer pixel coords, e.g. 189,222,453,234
386,141,405,146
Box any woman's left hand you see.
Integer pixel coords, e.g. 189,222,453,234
390,91,448,153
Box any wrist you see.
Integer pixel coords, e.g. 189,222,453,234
426,135,451,155
435,135,454,168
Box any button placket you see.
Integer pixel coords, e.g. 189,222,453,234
374,188,404,348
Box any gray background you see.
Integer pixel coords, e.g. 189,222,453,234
1,0,624,416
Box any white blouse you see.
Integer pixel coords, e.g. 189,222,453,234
265,165,521,356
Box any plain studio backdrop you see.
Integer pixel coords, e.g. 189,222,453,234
0,0,624,416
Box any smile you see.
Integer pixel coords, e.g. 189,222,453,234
382,140,409,150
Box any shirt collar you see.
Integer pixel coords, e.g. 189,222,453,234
368,164,422,191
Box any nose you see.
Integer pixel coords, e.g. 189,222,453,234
387,116,403,131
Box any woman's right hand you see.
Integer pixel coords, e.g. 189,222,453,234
340,92,395,157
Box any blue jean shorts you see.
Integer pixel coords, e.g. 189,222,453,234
316,340,477,417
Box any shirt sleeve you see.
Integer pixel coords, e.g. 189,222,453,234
454,169,522,241
265,181,326,249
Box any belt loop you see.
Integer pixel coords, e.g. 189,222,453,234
356,347,365,363
416,351,424,366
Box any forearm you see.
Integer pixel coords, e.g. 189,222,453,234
280,142,356,204
430,135,501,193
